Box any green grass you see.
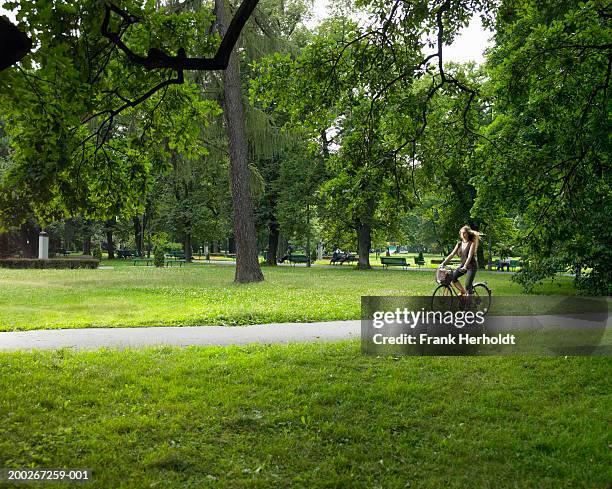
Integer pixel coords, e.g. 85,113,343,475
0,263,575,331
0,342,609,488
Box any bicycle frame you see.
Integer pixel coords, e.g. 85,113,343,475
432,267,492,315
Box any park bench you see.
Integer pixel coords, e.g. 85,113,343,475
381,257,408,269
330,254,356,265
166,251,185,260
431,259,460,266
414,257,425,267
117,250,133,259
132,258,155,266
288,254,309,265
166,259,186,267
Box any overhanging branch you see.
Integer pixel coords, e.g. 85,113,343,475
101,0,260,71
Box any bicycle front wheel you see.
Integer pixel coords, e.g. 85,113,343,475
471,283,492,315
431,284,455,311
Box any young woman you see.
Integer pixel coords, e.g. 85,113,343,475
441,225,481,296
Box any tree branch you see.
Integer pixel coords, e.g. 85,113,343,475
101,0,260,71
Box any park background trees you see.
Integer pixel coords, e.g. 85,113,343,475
0,0,609,293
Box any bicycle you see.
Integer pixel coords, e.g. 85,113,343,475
431,266,492,315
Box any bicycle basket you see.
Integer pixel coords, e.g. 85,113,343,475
436,267,453,286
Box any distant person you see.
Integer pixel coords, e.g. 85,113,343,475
440,225,481,296
497,256,510,272
331,247,342,264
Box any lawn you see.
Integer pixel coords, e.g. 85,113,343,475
0,342,609,489
0,263,575,331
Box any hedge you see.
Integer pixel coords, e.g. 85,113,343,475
0,258,99,269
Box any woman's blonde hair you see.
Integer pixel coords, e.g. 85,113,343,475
460,225,483,242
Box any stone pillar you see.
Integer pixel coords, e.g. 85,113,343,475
38,231,49,259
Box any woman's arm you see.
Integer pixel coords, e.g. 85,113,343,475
462,240,478,270
441,243,459,266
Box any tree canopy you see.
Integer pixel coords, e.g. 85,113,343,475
0,0,609,293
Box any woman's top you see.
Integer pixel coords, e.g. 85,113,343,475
458,240,478,270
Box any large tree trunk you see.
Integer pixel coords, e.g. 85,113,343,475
184,232,192,262
216,0,263,283
133,216,143,256
105,218,115,260
357,222,372,270
83,235,91,255
0,232,9,258
266,216,279,266
82,219,93,255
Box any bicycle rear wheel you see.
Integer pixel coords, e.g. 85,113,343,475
471,283,492,315
431,285,455,311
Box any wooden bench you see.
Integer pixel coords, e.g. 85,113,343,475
431,259,460,266
166,252,185,260
288,254,309,265
330,254,356,265
166,259,186,267
381,257,408,269
132,258,155,266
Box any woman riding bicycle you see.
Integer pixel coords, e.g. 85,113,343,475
440,225,481,297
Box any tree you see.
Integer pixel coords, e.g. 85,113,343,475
0,0,220,222
1,0,264,281
474,0,611,294
215,0,263,282
274,139,326,265
410,64,489,267
152,136,232,262
252,0,500,267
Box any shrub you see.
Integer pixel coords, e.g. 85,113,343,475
0,258,99,269
165,242,183,253
153,246,165,267
92,246,103,261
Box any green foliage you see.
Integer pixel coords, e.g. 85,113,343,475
92,245,103,261
474,0,612,294
251,3,501,264
274,139,326,245
150,147,232,249
153,245,165,268
0,0,220,224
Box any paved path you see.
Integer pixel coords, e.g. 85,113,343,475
0,314,607,351
0,321,361,351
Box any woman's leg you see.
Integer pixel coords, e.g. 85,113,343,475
465,269,476,294
451,269,467,295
